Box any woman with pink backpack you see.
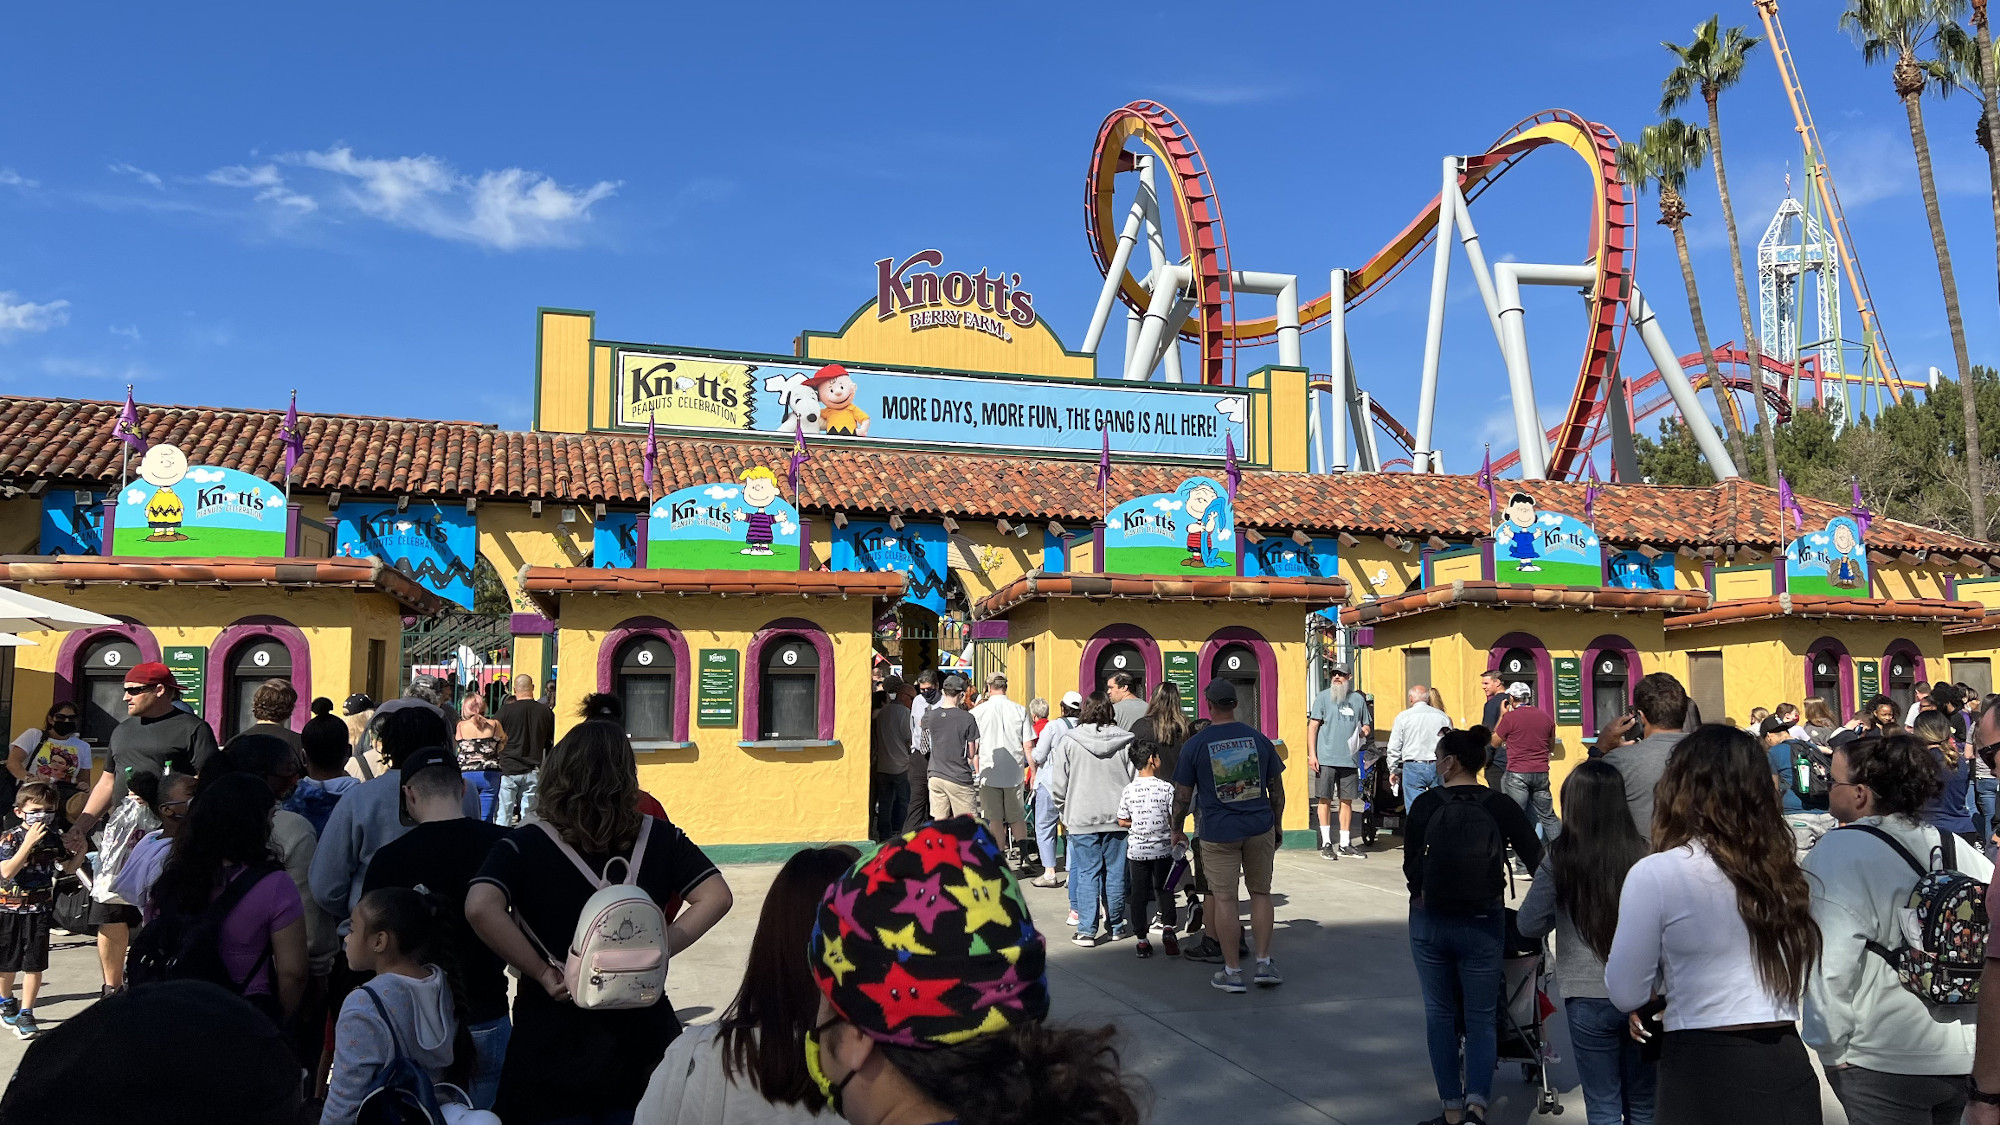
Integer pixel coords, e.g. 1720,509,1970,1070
467,720,735,1124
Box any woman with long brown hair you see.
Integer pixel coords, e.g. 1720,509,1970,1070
1605,725,1823,1123
1913,709,1977,845
637,844,858,1124
467,719,735,1124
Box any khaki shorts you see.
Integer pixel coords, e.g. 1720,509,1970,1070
1202,831,1277,896
928,777,980,819
980,783,1026,823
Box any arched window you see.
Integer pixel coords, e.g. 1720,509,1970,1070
1885,642,1925,714
1498,648,1539,697
1486,632,1552,718
615,636,676,742
759,634,821,740
227,639,292,740
1581,635,1641,735
1806,637,1852,721
79,637,142,748
1211,643,1261,730
1093,642,1145,697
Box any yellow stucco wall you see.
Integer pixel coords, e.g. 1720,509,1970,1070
802,300,1096,380
1713,565,1774,601
546,591,879,847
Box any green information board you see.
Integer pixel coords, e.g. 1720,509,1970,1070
697,648,739,728
1553,656,1583,726
1164,652,1198,718
1856,660,1880,707
165,645,207,716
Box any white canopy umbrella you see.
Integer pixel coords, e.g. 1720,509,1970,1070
0,586,119,633
0,634,37,647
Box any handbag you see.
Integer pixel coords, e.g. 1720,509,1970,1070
90,794,160,906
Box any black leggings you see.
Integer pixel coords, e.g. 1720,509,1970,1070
1126,856,1177,938
1657,1026,1821,1125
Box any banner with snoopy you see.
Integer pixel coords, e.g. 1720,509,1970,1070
1491,491,1602,586
613,349,1251,461
1103,476,1235,576
335,500,479,609
116,443,288,558
1783,516,1868,597
646,471,801,571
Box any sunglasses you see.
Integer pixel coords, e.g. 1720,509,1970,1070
121,684,159,696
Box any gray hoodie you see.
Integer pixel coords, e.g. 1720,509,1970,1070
322,966,458,1125
1046,723,1136,834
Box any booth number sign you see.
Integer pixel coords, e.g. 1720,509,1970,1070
698,649,739,728
166,646,207,717
1164,652,1198,719
1552,657,1582,726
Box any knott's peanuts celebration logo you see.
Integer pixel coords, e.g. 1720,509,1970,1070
1104,476,1235,576
876,249,1036,343
1784,516,1869,598
335,500,479,609
647,471,800,572
1243,535,1340,579
830,518,949,615
115,444,288,557
1606,549,1675,591
611,349,1250,460
1492,491,1602,586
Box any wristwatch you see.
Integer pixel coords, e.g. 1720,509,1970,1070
1970,1080,2000,1106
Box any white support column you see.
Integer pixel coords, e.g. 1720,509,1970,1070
1492,262,1595,480
1412,156,1458,474
1082,154,1152,355
1152,293,1199,382
1125,265,1190,381
1274,275,1301,367
1630,287,1739,479
1327,268,1350,472
1447,184,1506,340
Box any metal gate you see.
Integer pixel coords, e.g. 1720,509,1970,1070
401,609,515,713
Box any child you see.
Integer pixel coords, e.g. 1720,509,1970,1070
322,887,474,1125
1116,743,1179,958
0,781,78,1039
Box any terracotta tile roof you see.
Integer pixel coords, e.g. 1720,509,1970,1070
1338,581,1712,626
1661,594,1987,630
0,554,443,614
5,394,1988,555
520,566,906,617
1945,609,2000,636
975,573,1349,619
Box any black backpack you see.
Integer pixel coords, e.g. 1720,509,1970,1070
1420,790,1507,915
1791,740,1833,811
126,864,280,1008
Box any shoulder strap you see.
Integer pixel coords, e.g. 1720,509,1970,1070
1935,828,1958,873
1842,823,1929,879
534,820,609,889
360,984,409,1060
608,817,653,887
533,817,653,888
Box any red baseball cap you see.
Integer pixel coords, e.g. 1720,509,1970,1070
124,662,179,690
802,363,848,389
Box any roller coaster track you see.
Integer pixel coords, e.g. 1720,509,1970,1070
1088,105,1634,480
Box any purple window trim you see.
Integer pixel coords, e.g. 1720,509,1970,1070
206,617,314,735
509,613,558,637
595,616,692,744
968,620,1009,641
286,503,301,557
1078,624,1163,700
1579,634,1642,735
743,618,836,743
1195,626,1280,734
1804,636,1854,722
1486,632,1554,719
1883,638,1926,698
53,622,163,706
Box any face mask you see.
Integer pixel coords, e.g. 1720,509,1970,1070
805,1017,855,1115
923,687,941,705
48,718,76,736
21,811,52,826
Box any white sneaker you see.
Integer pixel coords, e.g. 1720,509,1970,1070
1030,872,1063,888
1066,910,1079,927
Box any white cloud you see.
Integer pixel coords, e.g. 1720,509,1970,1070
1214,398,1245,424
651,504,670,518
186,468,226,483
0,169,35,189
108,161,163,187
703,486,740,499
1810,533,1830,545
0,293,69,337
206,164,317,213
108,324,141,342
123,487,146,505
1538,513,1563,526
36,356,147,381
282,146,617,250
1151,498,1182,511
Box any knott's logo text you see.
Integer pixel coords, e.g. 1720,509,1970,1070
876,250,1038,337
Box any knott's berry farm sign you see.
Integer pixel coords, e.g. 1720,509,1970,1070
876,250,1036,344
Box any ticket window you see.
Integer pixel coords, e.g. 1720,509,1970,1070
1887,652,1919,714
1093,643,1144,697
1592,651,1631,730
616,637,676,743
1810,649,1844,719
79,637,142,748
760,635,819,740
1212,643,1261,730
228,640,291,740
1497,647,1539,700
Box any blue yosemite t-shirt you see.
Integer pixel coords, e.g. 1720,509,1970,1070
1173,721,1283,843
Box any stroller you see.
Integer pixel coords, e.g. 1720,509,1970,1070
1359,744,1404,844
1497,909,1562,1115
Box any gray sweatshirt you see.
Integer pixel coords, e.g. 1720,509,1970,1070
322,967,457,1125
307,769,480,934
1045,723,1136,834
1516,856,1609,1001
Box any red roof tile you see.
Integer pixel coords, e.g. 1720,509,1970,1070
1661,594,1986,630
1338,581,1711,626
5,394,1988,554
975,573,1349,619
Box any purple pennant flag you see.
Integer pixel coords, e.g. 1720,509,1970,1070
1223,431,1241,499
1583,460,1601,526
278,390,305,479
1777,472,1805,532
1097,426,1111,493
113,384,147,454
1476,445,1497,519
642,412,658,495
788,418,810,498
1850,478,1872,539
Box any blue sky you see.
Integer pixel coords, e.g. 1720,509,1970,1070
3,1,1995,476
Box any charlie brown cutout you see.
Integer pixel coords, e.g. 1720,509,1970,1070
138,444,191,542
804,364,870,437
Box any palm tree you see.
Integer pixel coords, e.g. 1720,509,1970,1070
1843,0,1985,536
1968,2,2000,361
1617,120,1749,472
1661,17,1780,487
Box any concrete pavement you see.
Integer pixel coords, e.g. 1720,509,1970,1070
0,841,1851,1123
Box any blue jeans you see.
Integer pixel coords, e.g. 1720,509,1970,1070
1502,770,1561,842
1067,831,1129,936
498,770,538,826
871,772,910,842
1033,783,1061,876
1409,904,1504,1111
468,1015,511,1110
1402,760,1439,809
1974,777,1998,848
467,770,501,822
1566,997,1656,1125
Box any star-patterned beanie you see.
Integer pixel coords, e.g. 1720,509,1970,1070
810,816,1049,1048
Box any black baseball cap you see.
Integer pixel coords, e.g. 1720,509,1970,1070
1204,678,1239,705
398,744,460,782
